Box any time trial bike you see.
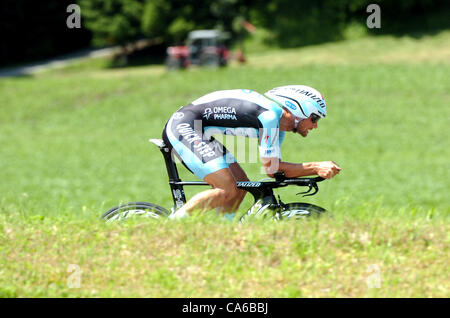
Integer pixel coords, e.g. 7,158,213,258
101,139,327,222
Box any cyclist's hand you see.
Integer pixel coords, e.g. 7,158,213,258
315,161,341,179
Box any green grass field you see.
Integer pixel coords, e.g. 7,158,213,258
0,31,449,297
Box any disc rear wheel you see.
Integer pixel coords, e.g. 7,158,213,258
101,202,169,222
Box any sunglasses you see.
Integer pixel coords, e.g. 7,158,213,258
311,113,321,123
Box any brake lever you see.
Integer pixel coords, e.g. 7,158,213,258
303,183,319,196
296,181,319,197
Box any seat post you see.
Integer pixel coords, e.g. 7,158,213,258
159,146,187,210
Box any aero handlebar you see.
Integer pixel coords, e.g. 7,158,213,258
273,172,325,196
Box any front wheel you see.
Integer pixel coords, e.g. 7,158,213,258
101,202,170,222
279,202,327,220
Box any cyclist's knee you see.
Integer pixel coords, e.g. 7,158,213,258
216,187,241,212
222,186,240,203
229,163,249,182
204,168,243,208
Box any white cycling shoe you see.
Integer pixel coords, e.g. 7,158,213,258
169,207,235,221
168,207,188,220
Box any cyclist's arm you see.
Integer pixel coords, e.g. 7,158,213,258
261,158,317,178
261,159,341,179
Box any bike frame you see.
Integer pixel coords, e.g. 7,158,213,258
150,139,324,212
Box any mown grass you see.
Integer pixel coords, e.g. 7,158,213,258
0,31,449,297
0,211,447,297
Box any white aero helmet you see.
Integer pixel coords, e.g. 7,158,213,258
264,85,327,120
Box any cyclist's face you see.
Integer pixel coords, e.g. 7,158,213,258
296,115,317,137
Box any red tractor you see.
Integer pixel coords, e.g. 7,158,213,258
166,30,230,70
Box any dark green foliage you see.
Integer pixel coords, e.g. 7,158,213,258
0,0,91,66
79,0,145,46
360,0,450,35
78,0,249,45
59,0,450,48
250,0,450,47
1,0,449,66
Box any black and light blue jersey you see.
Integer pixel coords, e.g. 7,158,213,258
162,89,285,179
182,89,285,158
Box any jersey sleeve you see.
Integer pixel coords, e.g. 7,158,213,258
257,105,284,159
279,130,285,146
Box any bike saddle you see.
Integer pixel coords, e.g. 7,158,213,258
149,138,166,149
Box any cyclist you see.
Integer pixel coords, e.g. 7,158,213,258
162,85,341,218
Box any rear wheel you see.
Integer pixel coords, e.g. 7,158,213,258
279,202,327,220
101,202,169,222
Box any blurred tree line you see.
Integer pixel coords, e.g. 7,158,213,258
1,0,449,67
77,0,450,47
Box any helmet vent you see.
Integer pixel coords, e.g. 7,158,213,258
275,94,306,117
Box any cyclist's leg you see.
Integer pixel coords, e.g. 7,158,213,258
195,142,248,212
181,148,245,213
226,162,249,211
182,162,249,214
163,114,242,213
183,167,241,213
